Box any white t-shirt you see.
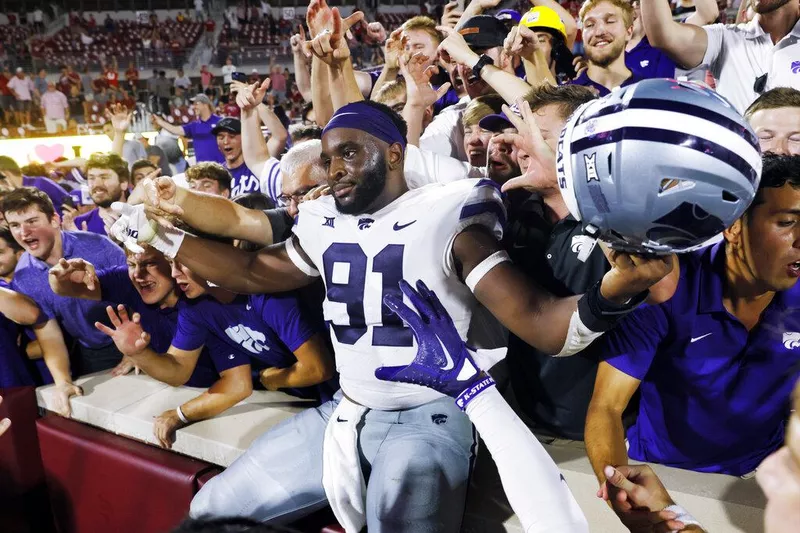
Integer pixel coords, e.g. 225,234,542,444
221,64,236,84
403,144,484,189
8,76,34,101
419,95,470,162
702,16,800,113
33,9,44,22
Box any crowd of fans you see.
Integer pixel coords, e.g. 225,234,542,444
1,0,800,532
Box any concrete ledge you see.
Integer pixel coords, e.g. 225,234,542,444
36,372,313,467
463,440,765,533
37,374,766,532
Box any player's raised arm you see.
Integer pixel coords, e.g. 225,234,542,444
140,173,278,247
108,201,316,294
453,224,670,355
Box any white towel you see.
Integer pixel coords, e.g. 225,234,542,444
322,397,369,533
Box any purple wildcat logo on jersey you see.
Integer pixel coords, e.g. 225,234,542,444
358,218,374,230
792,61,800,74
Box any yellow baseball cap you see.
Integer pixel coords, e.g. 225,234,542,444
519,6,567,41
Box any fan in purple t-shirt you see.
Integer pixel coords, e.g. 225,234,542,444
93,253,335,448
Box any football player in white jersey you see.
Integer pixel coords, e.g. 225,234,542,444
107,99,670,531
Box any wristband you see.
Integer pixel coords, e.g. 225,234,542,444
455,375,496,411
471,54,494,79
663,504,702,531
175,405,189,424
577,280,648,332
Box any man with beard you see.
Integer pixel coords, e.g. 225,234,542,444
74,153,130,236
572,0,644,96
2,188,125,410
643,0,800,113
117,95,671,529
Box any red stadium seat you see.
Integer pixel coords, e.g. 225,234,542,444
0,387,56,533
37,416,220,533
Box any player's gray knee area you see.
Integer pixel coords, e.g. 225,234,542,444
190,399,338,521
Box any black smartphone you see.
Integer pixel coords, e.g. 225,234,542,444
231,71,248,83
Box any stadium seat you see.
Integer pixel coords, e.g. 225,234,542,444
0,386,55,533
37,415,220,533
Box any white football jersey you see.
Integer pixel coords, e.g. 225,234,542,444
290,179,505,410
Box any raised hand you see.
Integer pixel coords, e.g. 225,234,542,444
503,25,540,60
440,1,464,29
291,24,310,58
306,0,334,37
365,21,387,44
235,78,270,112
436,25,479,67
375,280,495,407
401,52,451,109
498,100,558,194
95,304,151,357
383,27,408,70
49,257,99,292
60,202,79,232
306,7,364,67
105,103,132,132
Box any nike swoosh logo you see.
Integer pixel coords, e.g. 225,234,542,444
246,304,252,311
437,337,455,371
336,416,348,422
228,354,235,360
393,220,416,231
690,333,712,343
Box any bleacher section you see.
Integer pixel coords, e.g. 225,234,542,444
30,19,202,69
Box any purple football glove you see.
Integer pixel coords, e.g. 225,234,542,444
374,280,495,410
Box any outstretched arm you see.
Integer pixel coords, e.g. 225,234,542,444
154,364,253,449
33,319,83,417
0,286,42,325
174,234,315,294
258,104,289,159
94,304,201,387
258,334,335,391
141,174,276,246
235,79,273,180
641,0,708,69
291,25,313,102
454,225,672,355
151,113,187,137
